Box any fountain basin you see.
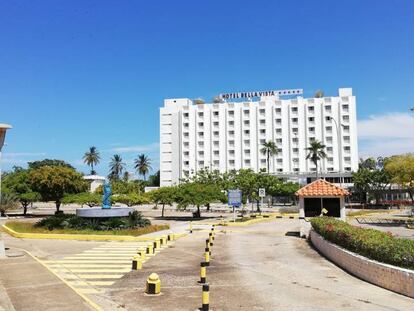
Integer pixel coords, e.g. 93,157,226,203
76,207,134,218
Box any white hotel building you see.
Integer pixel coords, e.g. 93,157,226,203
160,88,358,187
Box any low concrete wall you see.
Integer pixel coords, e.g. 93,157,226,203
310,230,414,299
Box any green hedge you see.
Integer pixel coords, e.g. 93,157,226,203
310,217,414,270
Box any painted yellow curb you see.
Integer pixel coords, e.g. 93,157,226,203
23,250,103,311
2,224,186,242
219,214,278,227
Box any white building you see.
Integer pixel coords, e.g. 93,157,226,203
160,88,358,187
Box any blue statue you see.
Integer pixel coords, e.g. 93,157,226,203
102,181,112,209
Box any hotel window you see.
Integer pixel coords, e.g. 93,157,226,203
260,159,266,164
292,137,298,143
183,112,189,118
198,160,204,166
183,132,189,138
327,146,333,153
198,151,204,157
308,106,314,112
244,139,250,146
325,105,331,112
183,142,189,147
294,168,299,172
183,151,189,156
277,148,282,153
198,112,204,117
275,118,282,124
229,150,235,156
327,157,333,163
276,128,282,134
277,158,283,164
228,110,234,117
213,131,219,137
277,168,283,172
275,108,281,114
213,160,219,166
213,150,219,156
198,141,204,147
292,128,298,135
244,150,250,156
198,132,204,138
244,159,251,165
327,167,334,172
276,138,282,143
325,116,331,122
213,141,219,147
260,139,266,144
309,137,315,142
243,110,250,116
183,123,189,128
259,108,265,115
343,136,350,143
344,146,351,152
213,111,219,117
213,121,219,127
260,129,266,135
326,126,332,133
345,167,352,172
326,136,333,144
293,148,299,153
292,117,298,124
291,107,298,113
259,119,266,125
229,140,235,147
308,117,315,122
342,115,350,122
244,129,250,135
343,125,350,132
183,161,189,166
309,127,315,134
293,158,299,163
342,104,349,112
344,156,351,163
229,160,235,166
244,120,250,126
198,122,204,128
228,121,234,128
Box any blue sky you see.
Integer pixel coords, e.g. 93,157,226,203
1,0,414,176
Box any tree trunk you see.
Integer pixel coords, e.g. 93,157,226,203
206,203,210,212
23,203,28,215
267,151,270,174
162,204,165,218
56,201,61,213
315,162,318,180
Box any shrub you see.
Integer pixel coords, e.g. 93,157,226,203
311,217,414,270
34,211,151,231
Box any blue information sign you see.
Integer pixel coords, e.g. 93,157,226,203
228,189,242,208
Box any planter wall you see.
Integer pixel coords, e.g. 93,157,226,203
310,229,414,299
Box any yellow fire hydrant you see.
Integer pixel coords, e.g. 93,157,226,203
146,273,161,295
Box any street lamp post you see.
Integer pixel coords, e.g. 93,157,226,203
0,123,12,258
326,117,342,187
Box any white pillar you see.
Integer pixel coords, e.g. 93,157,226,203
340,196,346,220
299,196,305,218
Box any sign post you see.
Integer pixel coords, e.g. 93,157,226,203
259,188,266,214
228,189,242,222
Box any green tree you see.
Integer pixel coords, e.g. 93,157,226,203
114,193,150,207
83,146,100,175
260,141,278,173
314,90,324,98
28,159,74,170
175,183,222,218
306,140,327,179
359,157,377,170
62,192,101,207
2,167,40,215
352,164,390,204
28,166,87,212
109,154,125,180
134,154,152,180
0,192,18,216
147,170,160,187
384,154,414,203
149,186,176,217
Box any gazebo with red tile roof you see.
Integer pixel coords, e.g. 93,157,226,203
296,179,349,220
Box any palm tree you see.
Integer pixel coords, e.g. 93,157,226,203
109,154,125,180
260,141,278,173
306,140,327,179
134,154,152,180
83,146,101,175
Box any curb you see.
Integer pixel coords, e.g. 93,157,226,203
2,224,187,242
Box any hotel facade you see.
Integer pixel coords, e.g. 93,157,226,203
160,88,358,187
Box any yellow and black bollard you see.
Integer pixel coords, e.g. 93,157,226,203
189,221,193,233
205,239,212,255
167,233,174,242
132,254,142,270
204,247,210,266
147,244,154,255
138,249,146,261
209,232,214,241
146,273,161,295
155,238,161,250
200,262,207,283
160,236,167,247
201,283,209,311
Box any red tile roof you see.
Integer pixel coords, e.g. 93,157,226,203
295,179,350,197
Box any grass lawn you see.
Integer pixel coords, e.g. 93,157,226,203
4,221,169,236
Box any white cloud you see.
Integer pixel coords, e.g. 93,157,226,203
358,112,414,158
108,142,159,154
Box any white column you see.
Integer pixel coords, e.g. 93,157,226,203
340,196,346,220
